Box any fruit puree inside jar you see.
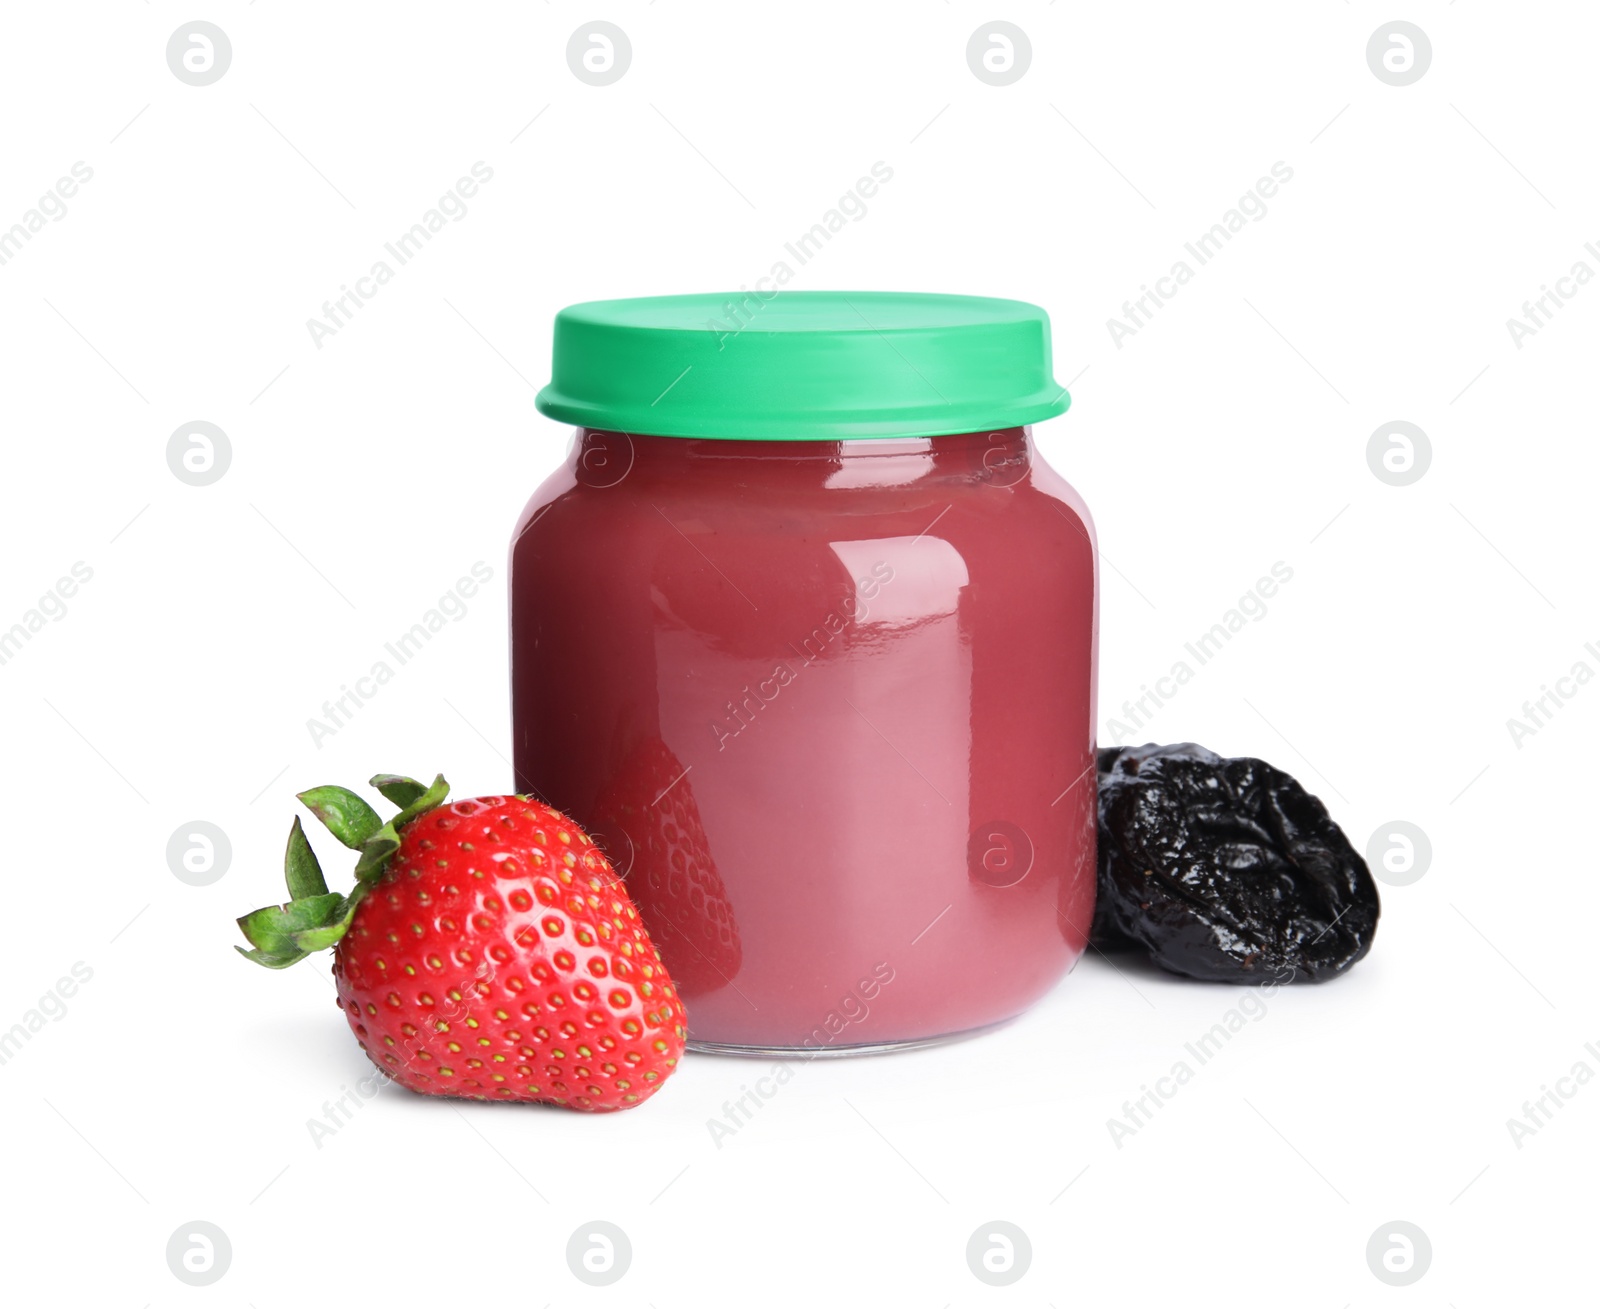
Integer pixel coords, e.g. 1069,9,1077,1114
510,427,1097,1052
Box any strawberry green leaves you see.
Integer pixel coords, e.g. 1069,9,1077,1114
387,773,448,829
296,785,383,849
236,894,353,969
352,774,447,883
283,816,329,899
235,772,452,969
371,774,430,808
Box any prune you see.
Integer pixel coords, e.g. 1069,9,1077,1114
1093,743,1378,983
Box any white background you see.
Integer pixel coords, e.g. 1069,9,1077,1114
2,2,1594,1303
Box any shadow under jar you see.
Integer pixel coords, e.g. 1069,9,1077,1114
511,292,1098,1056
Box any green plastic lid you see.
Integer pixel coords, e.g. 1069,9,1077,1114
536,291,1070,440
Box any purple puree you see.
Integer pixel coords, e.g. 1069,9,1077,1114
511,426,1098,1050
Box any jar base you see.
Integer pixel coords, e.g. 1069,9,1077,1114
685,1014,1018,1060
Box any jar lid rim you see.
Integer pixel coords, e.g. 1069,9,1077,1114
536,291,1071,440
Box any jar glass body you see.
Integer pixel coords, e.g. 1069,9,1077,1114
509,427,1098,1054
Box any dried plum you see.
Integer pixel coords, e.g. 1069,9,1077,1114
1093,743,1378,983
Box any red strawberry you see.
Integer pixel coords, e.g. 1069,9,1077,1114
590,738,742,997
236,772,686,1111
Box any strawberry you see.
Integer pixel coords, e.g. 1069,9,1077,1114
591,737,742,997
236,772,686,1111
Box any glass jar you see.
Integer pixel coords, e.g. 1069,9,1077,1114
511,293,1097,1055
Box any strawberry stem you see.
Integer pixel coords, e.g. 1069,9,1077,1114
236,772,451,970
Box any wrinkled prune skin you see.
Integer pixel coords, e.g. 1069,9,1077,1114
1093,743,1379,983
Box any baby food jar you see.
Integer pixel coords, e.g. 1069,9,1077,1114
512,292,1097,1054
